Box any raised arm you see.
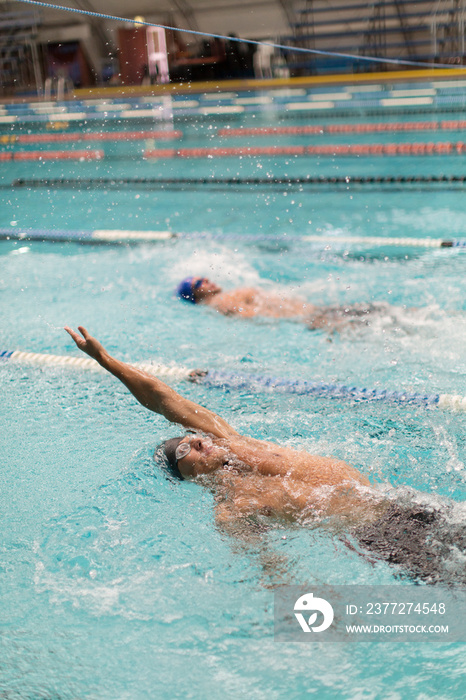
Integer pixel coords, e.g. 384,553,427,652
64,326,238,439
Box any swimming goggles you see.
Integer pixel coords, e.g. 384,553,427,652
192,278,206,293
175,441,192,462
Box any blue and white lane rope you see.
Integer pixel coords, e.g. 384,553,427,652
2,349,466,412
1,227,465,248
0,228,173,243
0,349,190,381
201,369,466,411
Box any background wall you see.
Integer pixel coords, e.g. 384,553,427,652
1,1,464,93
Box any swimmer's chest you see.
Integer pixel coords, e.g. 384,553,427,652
229,437,345,485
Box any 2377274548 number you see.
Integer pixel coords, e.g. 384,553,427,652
365,602,446,615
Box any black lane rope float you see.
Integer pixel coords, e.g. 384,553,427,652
10,175,466,189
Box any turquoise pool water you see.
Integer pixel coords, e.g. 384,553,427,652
1,86,466,698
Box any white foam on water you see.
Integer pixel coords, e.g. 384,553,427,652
389,206,466,236
167,242,264,288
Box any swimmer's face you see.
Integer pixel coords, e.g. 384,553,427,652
192,277,222,303
176,434,226,479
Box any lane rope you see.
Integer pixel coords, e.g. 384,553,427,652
218,120,466,137
11,175,466,189
143,142,466,159
5,144,466,162
2,349,465,411
9,130,182,145
0,150,104,162
1,227,465,247
6,122,466,145
0,350,190,381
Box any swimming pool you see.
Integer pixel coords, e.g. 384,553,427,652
1,79,466,698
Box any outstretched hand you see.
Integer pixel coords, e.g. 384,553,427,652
64,326,107,362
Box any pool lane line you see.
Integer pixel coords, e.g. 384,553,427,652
201,369,466,411
5,129,182,145
4,119,465,147
0,229,173,243
1,350,190,381
11,174,466,189
182,232,466,248
143,142,466,158
3,120,465,146
217,120,466,137
0,149,104,162
3,349,466,412
0,227,465,248
5,102,466,127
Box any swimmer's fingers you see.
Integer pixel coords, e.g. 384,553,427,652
65,326,102,360
64,325,85,348
77,326,91,340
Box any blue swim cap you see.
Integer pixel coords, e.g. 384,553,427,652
176,276,196,304
176,276,206,304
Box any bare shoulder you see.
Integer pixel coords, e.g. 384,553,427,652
220,287,258,304
227,434,297,469
208,287,258,316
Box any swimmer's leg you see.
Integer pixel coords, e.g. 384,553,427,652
306,303,389,333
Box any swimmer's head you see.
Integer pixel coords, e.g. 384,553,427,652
158,434,227,480
158,436,186,481
176,277,221,305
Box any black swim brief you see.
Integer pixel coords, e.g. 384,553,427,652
307,302,389,331
352,503,466,585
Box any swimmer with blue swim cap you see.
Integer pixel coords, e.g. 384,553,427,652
65,325,466,585
175,275,317,319
175,275,393,330
174,275,323,324
176,277,222,305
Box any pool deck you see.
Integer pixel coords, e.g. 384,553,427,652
73,68,466,99
4,67,466,105
74,68,466,99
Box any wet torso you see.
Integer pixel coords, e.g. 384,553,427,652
205,288,317,319
203,435,384,525
203,289,390,333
